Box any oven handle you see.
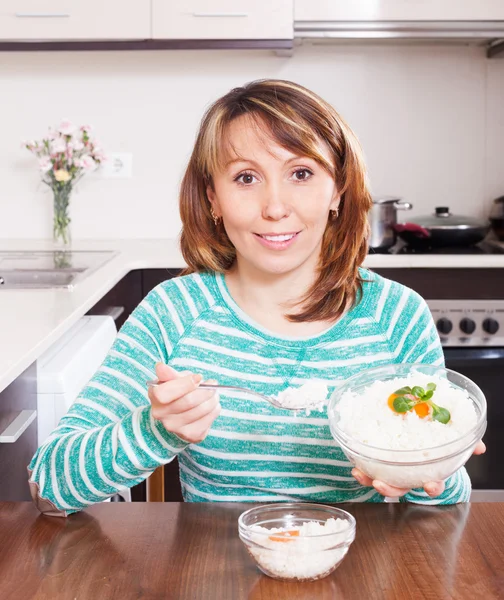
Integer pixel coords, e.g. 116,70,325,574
443,347,504,363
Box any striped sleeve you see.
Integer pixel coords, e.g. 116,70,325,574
380,280,471,505
28,279,200,516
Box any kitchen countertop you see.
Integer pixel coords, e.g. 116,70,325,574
2,237,504,394
0,502,503,599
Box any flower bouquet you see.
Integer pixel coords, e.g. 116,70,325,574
24,120,105,246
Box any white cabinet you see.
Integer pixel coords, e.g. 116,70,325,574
153,0,293,40
295,1,504,22
0,0,150,41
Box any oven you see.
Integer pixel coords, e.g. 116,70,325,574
427,299,504,501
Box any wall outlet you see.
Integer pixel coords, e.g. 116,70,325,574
101,152,133,178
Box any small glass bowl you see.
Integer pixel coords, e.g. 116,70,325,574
238,503,356,582
327,363,487,489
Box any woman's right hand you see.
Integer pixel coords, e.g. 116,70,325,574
148,362,221,444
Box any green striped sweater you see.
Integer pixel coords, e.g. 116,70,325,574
28,268,471,515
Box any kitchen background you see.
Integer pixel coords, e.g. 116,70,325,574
1,3,504,507
1,43,504,239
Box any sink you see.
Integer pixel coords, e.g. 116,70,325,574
0,250,116,289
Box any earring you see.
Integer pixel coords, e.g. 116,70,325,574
330,208,339,220
210,207,220,225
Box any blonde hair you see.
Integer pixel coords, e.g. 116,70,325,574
179,79,372,322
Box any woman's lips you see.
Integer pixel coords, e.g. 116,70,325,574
253,232,300,250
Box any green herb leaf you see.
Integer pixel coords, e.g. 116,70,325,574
411,386,425,398
432,406,451,424
424,389,434,400
393,396,414,413
394,386,412,395
427,382,437,391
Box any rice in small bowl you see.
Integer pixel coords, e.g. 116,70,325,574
327,363,487,489
238,503,356,581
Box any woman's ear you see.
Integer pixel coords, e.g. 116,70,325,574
206,184,215,205
330,193,341,213
206,185,222,219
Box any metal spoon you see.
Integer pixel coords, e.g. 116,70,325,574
146,379,294,411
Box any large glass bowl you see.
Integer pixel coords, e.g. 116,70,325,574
238,503,356,581
327,363,487,489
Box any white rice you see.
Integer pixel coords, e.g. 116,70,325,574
246,518,351,580
334,373,479,488
275,381,328,413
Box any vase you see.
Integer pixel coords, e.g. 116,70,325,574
52,183,72,248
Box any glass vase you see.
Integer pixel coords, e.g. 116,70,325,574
52,184,72,248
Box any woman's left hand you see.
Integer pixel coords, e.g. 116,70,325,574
352,440,486,498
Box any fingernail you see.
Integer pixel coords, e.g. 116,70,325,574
192,374,203,384
155,362,163,368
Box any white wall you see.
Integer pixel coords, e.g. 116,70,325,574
0,43,503,240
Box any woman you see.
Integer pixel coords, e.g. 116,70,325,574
28,79,484,516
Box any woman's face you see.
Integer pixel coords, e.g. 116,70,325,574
207,116,340,279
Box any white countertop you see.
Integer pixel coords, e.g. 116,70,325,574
1,237,504,393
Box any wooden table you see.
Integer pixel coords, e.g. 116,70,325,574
1,502,503,599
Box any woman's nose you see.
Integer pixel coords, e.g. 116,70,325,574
261,183,291,221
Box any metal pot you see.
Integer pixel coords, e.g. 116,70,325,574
489,195,504,241
393,206,490,249
369,197,413,251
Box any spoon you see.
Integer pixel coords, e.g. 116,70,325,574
146,379,294,411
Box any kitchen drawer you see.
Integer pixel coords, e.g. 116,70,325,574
0,363,37,501
295,0,504,22
0,0,150,41
153,0,293,40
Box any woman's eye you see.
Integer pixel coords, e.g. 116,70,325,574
235,172,257,185
292,168,313,182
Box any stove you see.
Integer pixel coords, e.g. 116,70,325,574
369,240,504,255
370,241,504,498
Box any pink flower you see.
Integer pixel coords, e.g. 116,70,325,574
50,137,67,154
80,125,92,132
72,140,84,151
80,155,96,170
58,119,76,136
38,157,52,173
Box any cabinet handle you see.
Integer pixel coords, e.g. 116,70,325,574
192,13,248,18
100,306,125,321
15,13,70,18
0,410,37,443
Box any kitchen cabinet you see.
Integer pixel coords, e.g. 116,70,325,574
295,0,504,22
87,270,143,331
0,0,150,41
152,0,293,40
0,363,37,501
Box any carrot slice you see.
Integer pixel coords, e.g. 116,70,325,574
413,402,430,418
269,530,300,542
387,393,399,411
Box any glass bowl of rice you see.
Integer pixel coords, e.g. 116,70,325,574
238,503,356,581
327,363,487,489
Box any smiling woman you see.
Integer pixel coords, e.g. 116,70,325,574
27,79,483,517
179,80,372,325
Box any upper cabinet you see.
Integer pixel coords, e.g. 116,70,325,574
152,0,293,40
295,0,504,22
0,0,150,40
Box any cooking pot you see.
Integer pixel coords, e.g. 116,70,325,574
489,195,504,241
369,197,413,251
392,206,490,249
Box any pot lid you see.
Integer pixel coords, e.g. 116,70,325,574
372,196,402,205
412,206,488,229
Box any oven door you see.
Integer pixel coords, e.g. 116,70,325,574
443,347,504,501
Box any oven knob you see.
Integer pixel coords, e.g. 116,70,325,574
483,318,500,335
460,318,476,335
436,318,453,335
